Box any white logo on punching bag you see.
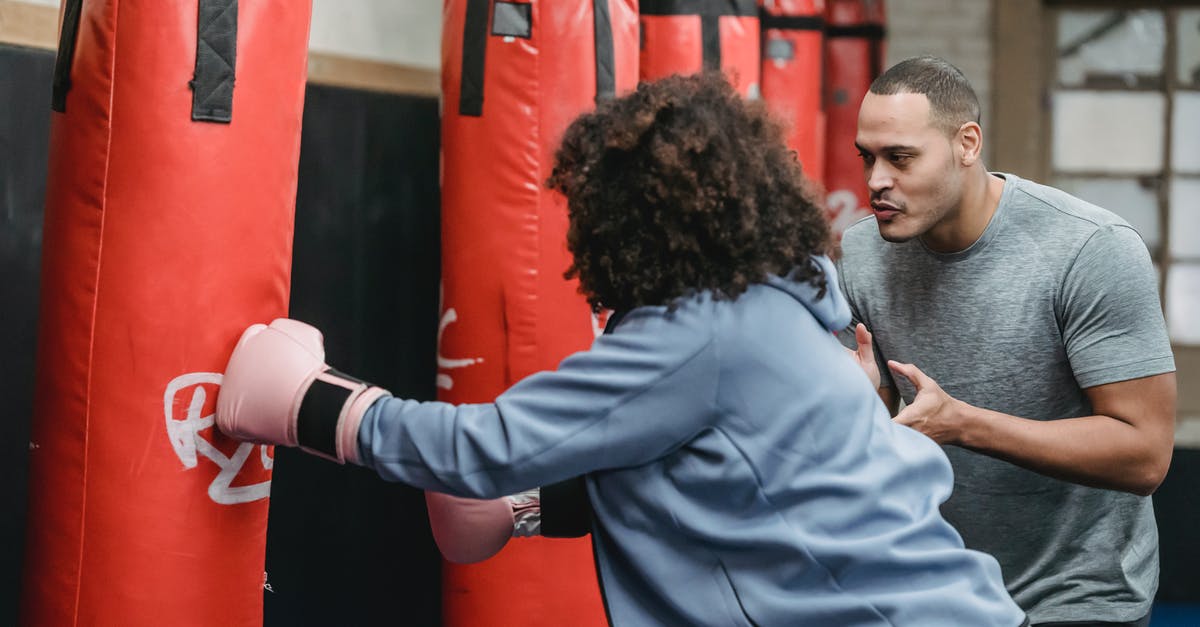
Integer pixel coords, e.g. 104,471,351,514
436,307,484,390
164,372,272,505
436,281,484,391
826,189,871,237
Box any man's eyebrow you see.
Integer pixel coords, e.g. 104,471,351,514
855,142,921,153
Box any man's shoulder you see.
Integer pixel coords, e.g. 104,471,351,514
1001,175,1153,283
1003,174,1135,236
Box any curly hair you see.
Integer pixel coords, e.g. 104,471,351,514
547,72,832,312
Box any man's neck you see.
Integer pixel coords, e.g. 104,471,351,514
921,170,1005,253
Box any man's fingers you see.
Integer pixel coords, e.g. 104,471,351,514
855,323,872,348
887,360,926,389
854,323,874,359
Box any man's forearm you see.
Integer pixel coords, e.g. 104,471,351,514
957,406,1171,496
877,386,899,415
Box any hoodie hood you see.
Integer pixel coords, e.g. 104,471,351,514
765,255,851,332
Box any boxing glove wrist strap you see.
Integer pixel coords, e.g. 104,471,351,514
296,368,388,465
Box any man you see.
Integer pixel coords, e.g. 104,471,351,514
839,55,1177,626
216,73,1025,626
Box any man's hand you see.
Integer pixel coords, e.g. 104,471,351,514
844,323,881,389
888,360,967,445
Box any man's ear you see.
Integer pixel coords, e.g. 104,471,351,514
957,121,983,166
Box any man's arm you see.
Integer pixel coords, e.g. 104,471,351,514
889,360,1175,496
877,385,899,416
844,322,899,414
886,224,1176,495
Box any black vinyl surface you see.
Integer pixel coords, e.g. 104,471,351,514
0,43,53,627
264,83,442,626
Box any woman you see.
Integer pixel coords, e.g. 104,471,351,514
217,73,1025,626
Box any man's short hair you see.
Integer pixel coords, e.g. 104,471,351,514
869,56,981,136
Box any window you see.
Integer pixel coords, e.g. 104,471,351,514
1049,6,1200,345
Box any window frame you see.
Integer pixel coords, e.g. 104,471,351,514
993,0,1200,430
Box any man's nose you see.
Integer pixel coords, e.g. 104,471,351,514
867,163,893,194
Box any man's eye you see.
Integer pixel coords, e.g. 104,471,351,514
890,154,912,163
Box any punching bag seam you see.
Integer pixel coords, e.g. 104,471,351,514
527,0,543,384
71,0,123,622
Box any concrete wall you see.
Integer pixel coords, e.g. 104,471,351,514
885,0,994,160
1,0,442,94
308,1,440,70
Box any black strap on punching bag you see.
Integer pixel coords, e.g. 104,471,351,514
824,23,887,79
191,0,238,123
700,14,721,70
461,1,616,114
760,10,825,98
640,0,757,72
760,12,824,62
459,0,490,116
50,0,84,113
759,13,824,32
593,0,616,102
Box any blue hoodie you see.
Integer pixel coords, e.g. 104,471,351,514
357,257,1024,626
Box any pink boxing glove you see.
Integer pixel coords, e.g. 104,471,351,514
425,489,542,563
216,318,389,464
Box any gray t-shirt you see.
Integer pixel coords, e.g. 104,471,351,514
836,173,1175,623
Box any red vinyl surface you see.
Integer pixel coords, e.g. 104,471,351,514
438,2,638,626
21,2,309,625
823,0,886,236
640,13,761,98
761,0,828,184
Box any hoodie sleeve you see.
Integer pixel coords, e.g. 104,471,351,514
356,309,719,498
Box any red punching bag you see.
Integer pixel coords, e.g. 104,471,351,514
21,1,310,625
823,0,886,235
438,1,638,626
640,0,761,98
760,0,827,184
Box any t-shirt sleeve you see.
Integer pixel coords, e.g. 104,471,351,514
1060,224,1175,388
